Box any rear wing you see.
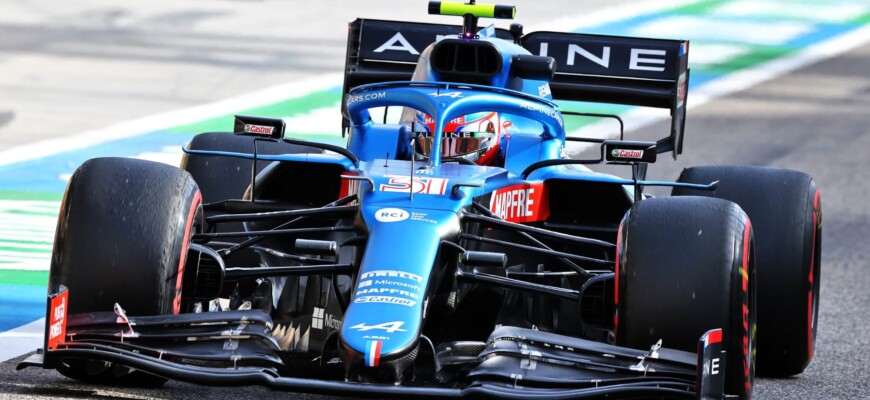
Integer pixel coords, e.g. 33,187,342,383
342,19,513,88
341,19,512,134
342,19,689,158
522,32,689,157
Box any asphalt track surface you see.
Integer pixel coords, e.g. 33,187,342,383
2,1,870,399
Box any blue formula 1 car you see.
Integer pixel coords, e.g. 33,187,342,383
19,2,823,399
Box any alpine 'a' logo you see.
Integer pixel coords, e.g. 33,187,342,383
373,32,420,55
350,321,407,333
611,149,644,159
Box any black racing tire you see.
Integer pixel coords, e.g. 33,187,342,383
616,196,755,400
673,166,821,377
49,157,202,386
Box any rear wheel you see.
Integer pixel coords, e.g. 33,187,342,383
674,165,821,376
616,196,755,399
49,157,202,386
181,131,318,203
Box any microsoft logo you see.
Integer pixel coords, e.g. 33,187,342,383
312,307,325,330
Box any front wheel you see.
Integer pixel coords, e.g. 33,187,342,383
49,157,202,386
616,196,756,399
674,165,821,377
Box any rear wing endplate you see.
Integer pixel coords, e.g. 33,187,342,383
342,19,689,158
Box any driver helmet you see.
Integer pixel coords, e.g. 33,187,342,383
413,111,501,165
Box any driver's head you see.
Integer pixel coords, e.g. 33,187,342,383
413,111,501,165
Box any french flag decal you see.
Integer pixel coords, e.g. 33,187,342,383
704,329,722,349
478,23,496,38
365,340,382,367
679,41,689,57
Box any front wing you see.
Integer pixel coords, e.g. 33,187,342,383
20,287,727,399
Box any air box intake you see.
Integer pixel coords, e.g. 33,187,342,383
430,39,502,83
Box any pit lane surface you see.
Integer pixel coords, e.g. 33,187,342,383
2,1,870,399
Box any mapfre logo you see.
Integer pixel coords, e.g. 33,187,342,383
489,182,549,223
375,208,409,223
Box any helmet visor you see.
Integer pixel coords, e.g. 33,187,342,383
417,133,491,158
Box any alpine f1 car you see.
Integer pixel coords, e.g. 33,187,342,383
19,2,823,399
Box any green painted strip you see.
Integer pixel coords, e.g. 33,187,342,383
167,90,341,135
693,43,791,74
853,11,870,24
671,0,724,15
0,246,49,254
0,191,63,201
0,240,54,246
0,269,48,286
559,102,632,135
4,210,58,217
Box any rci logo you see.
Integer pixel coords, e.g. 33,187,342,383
375,208,409,223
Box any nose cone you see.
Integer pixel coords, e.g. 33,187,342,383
339,269,424,367
339,206,458,367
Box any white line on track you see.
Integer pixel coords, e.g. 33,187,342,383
0,251,48,260
0,218,58,227
0,200,59,212
0,260,50,271
0,318,45,361
0,230,55,243
0,200,57,270
0,73,343,168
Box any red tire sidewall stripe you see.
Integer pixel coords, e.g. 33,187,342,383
808,189,820,361
741,217,753,395
614,220,624,337
174,190,202,315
